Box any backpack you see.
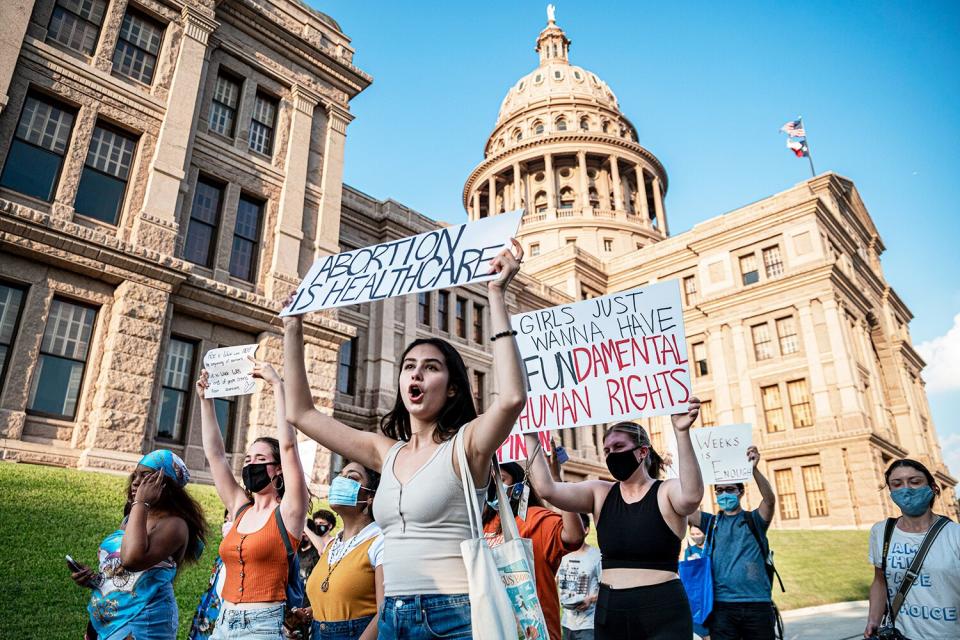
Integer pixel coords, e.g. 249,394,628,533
234,503,305,609
739,511,785,640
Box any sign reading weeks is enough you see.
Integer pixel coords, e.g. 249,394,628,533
281,210,524,315
203,344,259,399
691,423,753,485
511,280,691,434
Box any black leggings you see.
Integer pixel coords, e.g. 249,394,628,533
594,580,692,640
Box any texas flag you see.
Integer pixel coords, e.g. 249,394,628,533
786,137,809,158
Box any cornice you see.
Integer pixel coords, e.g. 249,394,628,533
181,5,219,44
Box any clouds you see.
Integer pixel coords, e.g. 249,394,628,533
917,313,960,393
940,434,960,480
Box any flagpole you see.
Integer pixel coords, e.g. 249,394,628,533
800,116,816,178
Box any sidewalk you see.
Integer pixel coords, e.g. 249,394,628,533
782,600,869,640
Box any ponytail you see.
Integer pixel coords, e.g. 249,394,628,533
603,421,663,478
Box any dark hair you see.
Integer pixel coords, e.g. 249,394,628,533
579,513,591,530
602,422,665,479
124,475,207,565
884,458,940,507
380,338,477,443
252,436,285,498
313,508,336,525
482,463,546,525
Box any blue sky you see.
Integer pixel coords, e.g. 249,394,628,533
312,1,960,471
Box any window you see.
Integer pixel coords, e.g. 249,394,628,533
692,342,708,376
513,129,522,142
751,324,773,361
787,379,813,428
530,243,540,257
558,187,575,209
763,245,784,278
209,73,241,137
417,292,431,326
47,0,107,55
579,117,589,131
565,238,576,246
0,283,26,390
603,238,613,252
776,316,799,355
248,92,277,155
214,397,236,451
699,399,716,427
337,337,356,395
28,299,96,419
156,338,195,440
556,119,567,131
802,464,828,516
112,9,164,84
0,95,75,201
473,371,485,412
438,291,449,332
228,196,263,281
473,303,484,342
775,469,799,519
761,384,785,433
534,191,547,213
455,297,467,338
683,276,698,306
740,254,759,285
74,123,137,224
184,178,223,267
534,121,544,135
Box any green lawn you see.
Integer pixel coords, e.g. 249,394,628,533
0,462,871,639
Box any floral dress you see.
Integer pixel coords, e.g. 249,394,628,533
188,556,225,639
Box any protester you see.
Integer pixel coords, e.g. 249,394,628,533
524,408,704,640
556,513,602,640
189,510,233,640
72,450,207,640
482,460,585,640
304,508,338,558
197,361,309,640
682,525,710,640
864,458,960,640
283,239,525,639
685,445,777,640
304,462,384,640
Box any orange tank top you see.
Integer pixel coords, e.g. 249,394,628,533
219,505,296,603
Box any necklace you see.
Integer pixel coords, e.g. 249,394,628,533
319,526,369,592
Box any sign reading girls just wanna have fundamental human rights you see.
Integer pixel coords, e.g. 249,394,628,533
511,280,691,434
281,210,524,314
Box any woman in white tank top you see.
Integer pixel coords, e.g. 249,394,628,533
281,239,526,639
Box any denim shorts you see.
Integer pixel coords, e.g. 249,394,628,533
311,614,374,640
378,594,471,639
209,603,285,639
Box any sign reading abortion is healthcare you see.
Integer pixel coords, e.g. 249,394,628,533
511,280,690,434
281,210,524,315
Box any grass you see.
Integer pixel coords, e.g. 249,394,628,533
0,463,871,639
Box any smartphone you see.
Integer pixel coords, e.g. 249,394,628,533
555,445,570,464
66,554,84,573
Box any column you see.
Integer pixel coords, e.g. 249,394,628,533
730,323,758,430
637,166,650,224
266,85,318,299
652,175,668,235
471,191,480,219
315,103,354,256
133,6,219,254
544,153,556,211
487,175,496,214
609,154,623,210
706,328,734,424
0,0,33,115
797,303,832,419
822,298,862,416
512,163,522,211
577,150,590,210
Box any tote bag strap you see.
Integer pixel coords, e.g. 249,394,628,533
455,428,484,538
490,456,523,543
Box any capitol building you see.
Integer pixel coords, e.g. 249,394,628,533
0,1,954,528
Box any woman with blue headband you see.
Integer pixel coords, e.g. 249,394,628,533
71,449,207,639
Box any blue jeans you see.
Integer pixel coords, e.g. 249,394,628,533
210,604,285,639
311,614,374,640
378,594,471,639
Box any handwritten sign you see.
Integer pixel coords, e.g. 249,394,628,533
497,430,554,463
691,423,753,485
281,210,524,315
511,280,690,434
203,345,259,399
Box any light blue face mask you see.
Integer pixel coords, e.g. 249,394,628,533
717,493,740,512
891,486,934,517
328,476,363,507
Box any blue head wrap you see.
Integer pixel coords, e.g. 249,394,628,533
139,450,190,487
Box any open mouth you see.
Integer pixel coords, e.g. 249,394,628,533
408,384,424,403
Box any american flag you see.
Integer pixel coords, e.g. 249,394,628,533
780,119,805,137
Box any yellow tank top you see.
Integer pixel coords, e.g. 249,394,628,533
306,534,378,622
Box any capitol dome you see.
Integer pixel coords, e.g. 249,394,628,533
496,61,621,127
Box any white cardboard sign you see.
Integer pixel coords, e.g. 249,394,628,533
203,345,259,399
511,280,691,434
496,430,554,463
691,423,753,485
281,210,524,315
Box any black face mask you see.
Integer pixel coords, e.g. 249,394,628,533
307,520,332,536
242,463,273,493
605,447,642,482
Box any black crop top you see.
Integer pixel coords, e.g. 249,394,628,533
596,481,681,572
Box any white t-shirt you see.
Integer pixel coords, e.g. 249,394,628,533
556,545,602,631
327,522,385,568
868,518,960,640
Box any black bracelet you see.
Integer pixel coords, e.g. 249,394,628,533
491,330,518,342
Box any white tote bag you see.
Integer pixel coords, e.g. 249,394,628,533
455,430,549,640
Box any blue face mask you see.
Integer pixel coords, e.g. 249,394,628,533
891,486,934,517
717,493,740,511
329,476,363,507
487,482,524,511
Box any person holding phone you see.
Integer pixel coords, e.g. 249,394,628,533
70,450,207,640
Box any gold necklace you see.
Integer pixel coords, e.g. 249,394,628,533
319,529,363,592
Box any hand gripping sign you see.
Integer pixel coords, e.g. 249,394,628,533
690,423,753,485
280,210,524,315
510,280,691,435
203,345,259,399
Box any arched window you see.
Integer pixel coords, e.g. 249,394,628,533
513,129,523,142
534,190,547,213
580,117,589,131
497,138,505,150
601,121,610,133
534,121,544,135
559,187,575,209
588,187,600,209
556,118,567,131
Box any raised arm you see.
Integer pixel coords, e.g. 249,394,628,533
549,443,587,548
665,398,705,517
522,433,608,517
120,471,189,571
252,360,308,539
748,446,776,523
464,239,527,476
197,372,248,515
281,299,394,472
